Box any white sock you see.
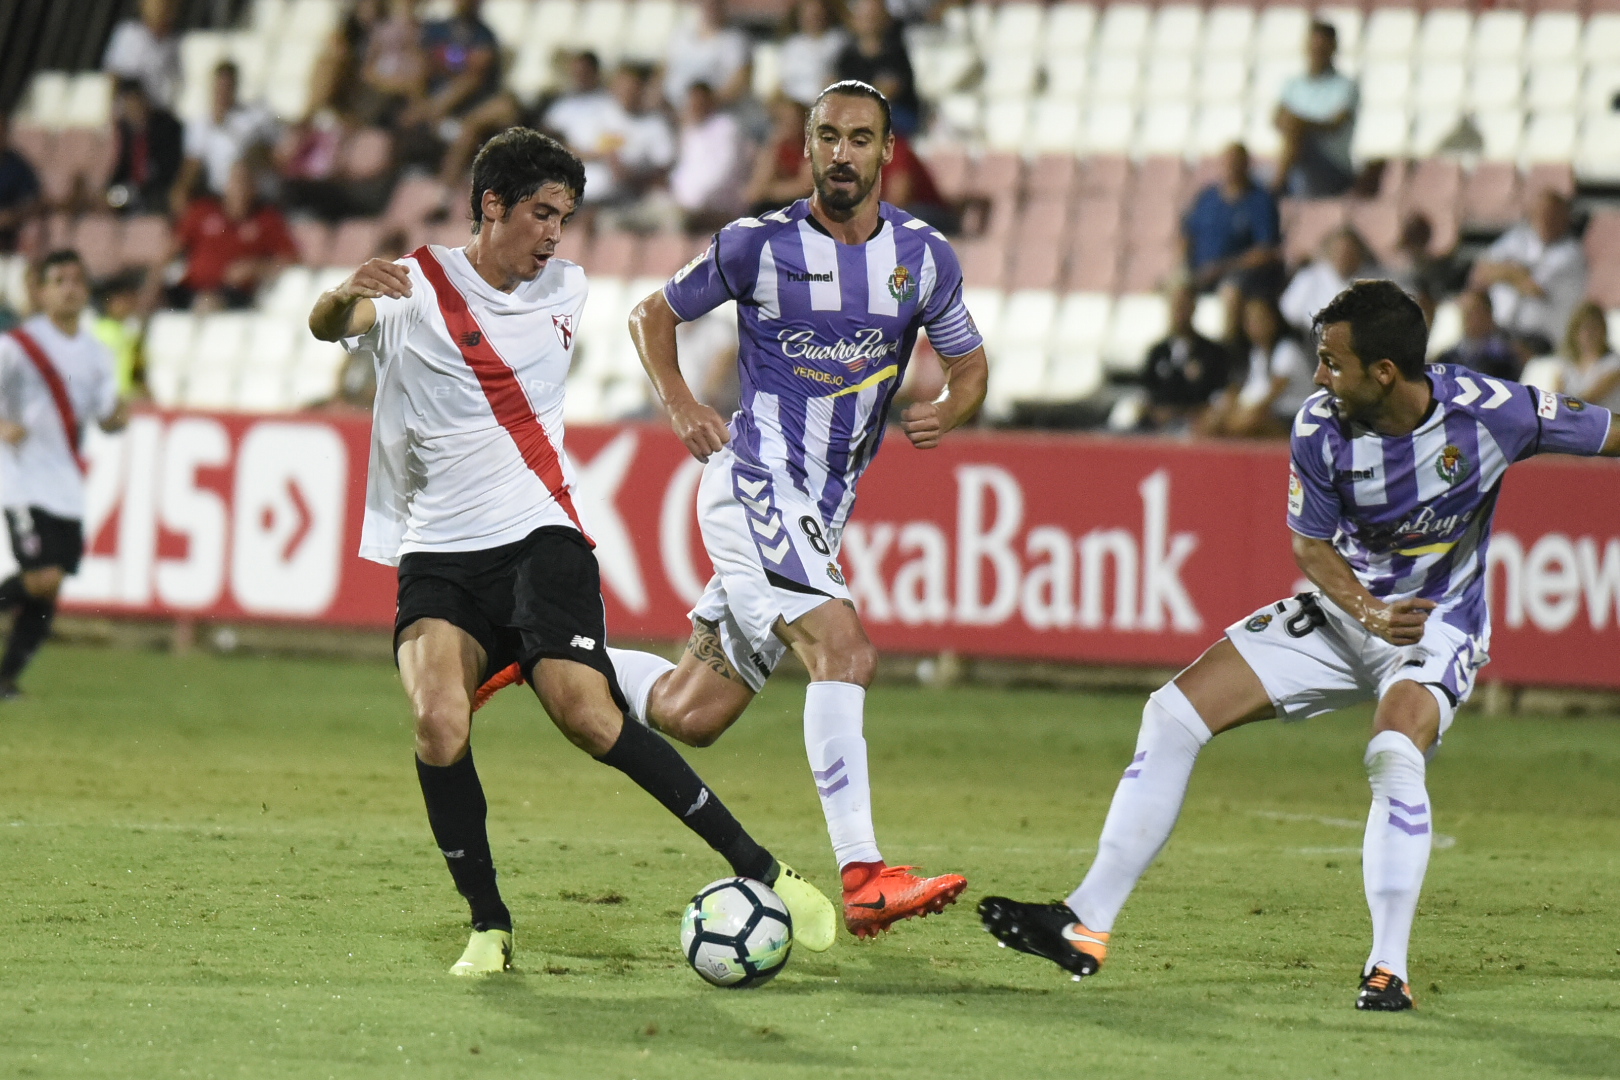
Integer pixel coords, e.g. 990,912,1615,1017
606,647,675,725
1067,683,1212,932
1362,730,1432,984
803,681,882,869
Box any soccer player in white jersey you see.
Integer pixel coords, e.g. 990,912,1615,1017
0,250,128,697
980,280,1620,1009
309,129,833,975
613,82,987,938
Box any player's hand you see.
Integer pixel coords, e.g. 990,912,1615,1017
0,420,25,445
1364,597,1437,647
900,401,944,449
338,258,412,302
670,398,730,462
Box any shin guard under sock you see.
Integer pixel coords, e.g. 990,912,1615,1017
415,752,511,931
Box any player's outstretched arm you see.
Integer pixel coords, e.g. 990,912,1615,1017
1602,418,1620,457
308,259,412,342
1291,532,1434,646
630,289,730,462
900,345,988,450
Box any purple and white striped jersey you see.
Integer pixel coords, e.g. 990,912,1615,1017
1288,363,1613,637
662,199,982,530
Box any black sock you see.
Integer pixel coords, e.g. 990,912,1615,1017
0,575,26,611
0,596,54,682
415,752,511,931
596,719,775,881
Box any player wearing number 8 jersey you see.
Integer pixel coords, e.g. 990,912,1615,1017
606,82,988,938
980,280,1620,1008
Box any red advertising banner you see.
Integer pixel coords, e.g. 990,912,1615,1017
56,411,1620,689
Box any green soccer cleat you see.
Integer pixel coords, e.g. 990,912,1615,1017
449,928,513,976
771,863,836,952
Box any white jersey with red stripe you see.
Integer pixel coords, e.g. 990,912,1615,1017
345,244,589,566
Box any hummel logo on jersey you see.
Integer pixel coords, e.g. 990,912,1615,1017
570,634,596,650
787,270,835,283
552,313,574,349
456,331,482,347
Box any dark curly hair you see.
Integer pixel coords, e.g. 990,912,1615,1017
468,127,586,234
1312,279,1429,380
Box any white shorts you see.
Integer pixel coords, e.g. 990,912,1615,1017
1225,592,1489,738
690,446,852,692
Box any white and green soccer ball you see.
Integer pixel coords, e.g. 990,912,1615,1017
680,877,793,988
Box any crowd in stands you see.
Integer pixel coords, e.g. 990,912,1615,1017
1,0,1619,424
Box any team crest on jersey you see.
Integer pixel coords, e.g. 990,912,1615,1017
552,313,574,349
826,561,845,586
887,264,916,303
1244,614,1272,632
1435,444,1471,485
1564,395,1587,411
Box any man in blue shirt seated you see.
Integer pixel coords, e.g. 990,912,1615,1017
1181,142,1283,343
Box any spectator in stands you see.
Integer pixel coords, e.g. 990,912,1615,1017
107,79,183,217
1385,212,1457,324
1181,142,1281,343
0,116,41,254
670,82,747,233
595,65,680,231
777,0,849,107
172,61,279,213
835,0,920,135
92,271,146,396
1207,295,1312,438
161,162,299,312
1279,226,1375,335
397,0,500,169
1273,21,1357,198
663,0,753,110
1435,289,1520,381
306,0,424,126
1141,280,1230,435
102,0,181,112
1469,189,1588,355
745,98,813,216
882,131,955,232
1557,301,1620,412
541,53,627,208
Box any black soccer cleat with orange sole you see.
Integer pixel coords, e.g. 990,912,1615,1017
1355,965,1414,1011
978,896,1108,980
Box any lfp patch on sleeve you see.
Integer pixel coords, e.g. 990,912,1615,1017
1288,465,1305,516
1537,388,1559,419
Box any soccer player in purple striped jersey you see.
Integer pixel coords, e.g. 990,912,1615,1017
609,81,987,940
981,280,1620,1009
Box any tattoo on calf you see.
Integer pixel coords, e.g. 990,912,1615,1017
688,617,744,684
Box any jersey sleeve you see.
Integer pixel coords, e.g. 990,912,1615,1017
346,258,430,369
1525,384,1612,457
662,226,754,322
919,238,984,359
1287,410,1341,540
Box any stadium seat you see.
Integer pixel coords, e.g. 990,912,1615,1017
1517,355,1565,394
327,219,383,268
1521,113,1577,164
1281,199,1347,265
935,93,981,139
1471,10,1526,65
1200,6,1255,59
1253,6,1309,60
1524,162,1575,198
289,337,346,407
1192,104,1246,157
1415,64,1467,111
1349,105,1412,160
1191,292,1224,340
990,2,1045,55
1362,9,1419,62
624,0,683,62
1469,62,1525,112
1053,291,1112,350
1360,61,1414,110
1528,12,1581,66
1197,57,1249,105
1009,205,1068,291
1426,299,1463,359
1080,103,1136,155
0,256,27,313
1118,244,1177,293
144,312,197,406
482,0,533,46
1101,293,1168,375
1026,154,1079,202
21,71,72,129
178,31,229,120
62,73,112,128
1043,56,1087,101
1096,4,1152,59
1026,98,1082,155
985,290,1059,413
1582,64,1620,117
1134,104,1192,158
1079,155,1130,199
1319,6,1362,59
961,287,1005,348
1417,9,1473,64
1461,162,1522,228
1041,3,1096,60
1150,5,1204,56
641,233,703,279
384,177,448,229
291,220,332,267
1526,65,1579,113
1044,350,1104,402
265,38,322,119
982,98,1030,153
1410,109,1464,157
261,266,317,317
576,0,630,64
1476,109,1525,161
73,215,122,280
591,230,644,278
1586,14,1620,66
1248,58,1304,115
1142,59,1195,105
1090,58,1141,104
337,128,393,181
281,0,342,41
923,146,971,201
1347,201,1400,264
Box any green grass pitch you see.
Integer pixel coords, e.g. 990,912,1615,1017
2,644,1617,1079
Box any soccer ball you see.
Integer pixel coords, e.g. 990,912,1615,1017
680,877,793,988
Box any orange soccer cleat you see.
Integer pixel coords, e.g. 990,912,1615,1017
473,663,524,711
840,862,968,939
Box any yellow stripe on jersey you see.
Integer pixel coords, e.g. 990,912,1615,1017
1395,540,1458,557
827,364,899,399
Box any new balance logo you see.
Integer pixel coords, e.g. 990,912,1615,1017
457,331,482,348
441,849,466,859
570,635,596,650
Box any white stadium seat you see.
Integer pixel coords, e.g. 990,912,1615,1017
983,53,1039,98
1242,103,1282,158
265,38,323,120
281,0,342,41
178,31,228,120
982,98,1030,153
1192,103,1246,156
1528,12,1581,66
1252,6,1309,60
290,338,346,407
1359,61,1414,110
251,0,288,38
1101,294,1168,375
1080,102,1137,154
1053,292,1113,352
145,312,197,407
1044,56,1087,101
1417,9,1472,64
1198,57,1249,105
1426,300,1462,359
1044,349,1103,402
1415,63,1467,110
1586,15,1620,66
1248,58,1303,113
623,0,683,62
961,289,1005,348
1134,103,1192,157
1410,109,1464,157
1476,109,1524,161
481,0,533,46
1095,4,1152,58
1141,58,1195,105
1577,115,1620,182
1200,6,1255,59
1362,9,1418,62
1469,62,1525,113
1089,57,1141,103
1318,6,1362,58
1041,3,1096,60
1192,294,1225,341
1026,98,1083,155
1471,10,1526,65
1150,5,1204,56
984,347,1049,417
576,0,630,64
1526,66,1580,114
62,73,112,128
1350,105,1412,161
751,43,781,100
990,2,1045,54
1582,65,1620,118
1521,112,1578,164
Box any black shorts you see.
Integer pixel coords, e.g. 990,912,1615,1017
5,506,84,574
394,525,626,708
